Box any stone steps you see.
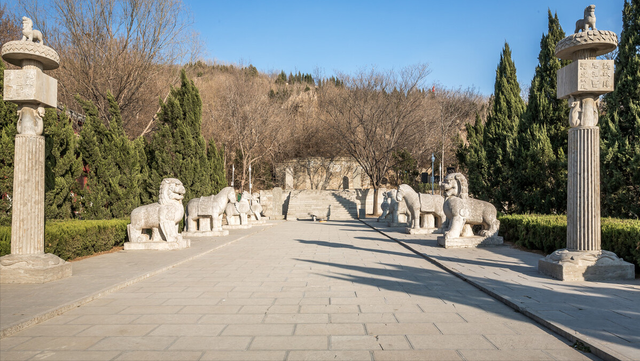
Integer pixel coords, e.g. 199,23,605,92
286,190,360,220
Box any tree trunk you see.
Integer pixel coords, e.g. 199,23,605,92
372,186,381,217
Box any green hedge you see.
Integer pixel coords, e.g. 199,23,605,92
0,219,129,261
499,214,640,271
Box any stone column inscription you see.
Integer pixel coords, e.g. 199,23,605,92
0,17,72,283
537,5,634,281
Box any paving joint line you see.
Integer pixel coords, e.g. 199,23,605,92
360,219,628,361
0,224,276,339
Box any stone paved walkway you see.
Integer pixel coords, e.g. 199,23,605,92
363,219,640,361
1,220,598,360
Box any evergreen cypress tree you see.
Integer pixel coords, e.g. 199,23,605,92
44,108,83,219
513,11,570,214
0,60,18,224
457,113,489,200
76,92,144,219
146,69,212,203
104,91,142,218
483,43,525,213
601,0,640,218
207,140,227,194
77,97,112,219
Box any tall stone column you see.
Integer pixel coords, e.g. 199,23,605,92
0,18,72,283
538,5,634,281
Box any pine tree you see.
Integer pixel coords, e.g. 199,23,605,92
44,108,83,219
483,43,525,213
0,60,17,225
601,0,640,218
513,11,570,214
146,69,212,203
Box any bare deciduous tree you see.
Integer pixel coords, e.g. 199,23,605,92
318,64,432,215
432,86,482,179
20,0,197,135
0,4,21,49
213,70,285,191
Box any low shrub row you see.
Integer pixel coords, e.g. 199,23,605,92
499,214,640,271
0,219,129,261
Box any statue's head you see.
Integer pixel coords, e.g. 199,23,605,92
21,17,32,29
585,4,595,16
442,173,468,199
158,178,185,205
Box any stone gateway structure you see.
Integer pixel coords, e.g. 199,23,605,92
0,18,71,283
538,5,634,281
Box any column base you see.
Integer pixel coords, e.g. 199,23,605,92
0,253,72,284
124,237,190,250
538,249,635,281
405,227,442,235
437,235,503,249
182,230,229,238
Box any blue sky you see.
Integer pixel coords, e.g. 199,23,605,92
188,0,624,96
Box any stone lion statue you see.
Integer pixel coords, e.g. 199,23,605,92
21,17,43,44
575,5,596,33
441,173,499,240
127,178,186,243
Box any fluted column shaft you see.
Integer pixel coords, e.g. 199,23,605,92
567,126,600,251
10,134,45,255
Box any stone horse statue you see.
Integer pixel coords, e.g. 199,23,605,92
225,191,251,227
185,187,236,233
441,173,500,240
127,178,185,243
395,184,445,232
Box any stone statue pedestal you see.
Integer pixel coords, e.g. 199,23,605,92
124,237,190,250
182,230,229,238
406,227,441,235
437,235,503,249
223,224,251,230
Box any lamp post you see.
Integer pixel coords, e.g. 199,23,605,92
431,153,435,195
231,164,235,188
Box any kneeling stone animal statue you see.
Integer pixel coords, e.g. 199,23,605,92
127,178,186,244
440,173,501,246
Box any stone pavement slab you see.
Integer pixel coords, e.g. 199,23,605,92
364,218,640,361
0,224,275,338
0,220,597,361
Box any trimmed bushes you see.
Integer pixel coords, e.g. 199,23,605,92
0,219,129,261
499,214,640,270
